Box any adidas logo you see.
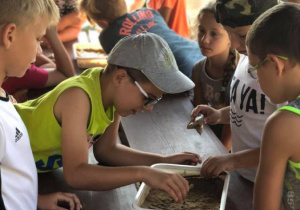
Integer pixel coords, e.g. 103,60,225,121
15,128,23,142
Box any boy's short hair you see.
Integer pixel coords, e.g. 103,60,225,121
246,3,300,65
80,0,127,23
105,64,150,84
215,0,280,27
0,0,59,30
107,32,195,94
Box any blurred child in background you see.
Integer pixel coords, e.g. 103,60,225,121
147,0,190,39
80,0,204,78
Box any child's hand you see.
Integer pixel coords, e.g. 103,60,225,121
143,167,189,203
42,25,59,48
38,192,82,210
191,105,221,125
44,25,59,40
200,154,234,177
164,152,201,166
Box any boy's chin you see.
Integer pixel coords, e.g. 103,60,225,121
116,111,132,117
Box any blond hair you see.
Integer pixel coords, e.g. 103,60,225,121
0,0,59,30
80,0,127,23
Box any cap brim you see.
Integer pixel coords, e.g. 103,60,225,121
143,70,195,94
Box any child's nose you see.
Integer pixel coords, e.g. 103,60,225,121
201,34,210,43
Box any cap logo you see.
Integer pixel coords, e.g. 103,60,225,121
157,45,175,71
225,1,252,16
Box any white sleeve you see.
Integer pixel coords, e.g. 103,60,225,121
0,122,6,162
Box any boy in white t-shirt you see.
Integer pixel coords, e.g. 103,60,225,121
0,0,81,209
191,0,283,182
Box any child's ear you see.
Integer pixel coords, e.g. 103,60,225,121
1,23,17,49
266,54,285,76
114,69,127,86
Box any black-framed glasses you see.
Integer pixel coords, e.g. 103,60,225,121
248,55,288,79
126,70,162,107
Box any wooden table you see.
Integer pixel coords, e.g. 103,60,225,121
120,93,254,210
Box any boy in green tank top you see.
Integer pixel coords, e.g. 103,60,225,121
15,32,201,203
246,3,300,210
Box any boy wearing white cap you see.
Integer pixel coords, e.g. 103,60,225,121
15,32,201,203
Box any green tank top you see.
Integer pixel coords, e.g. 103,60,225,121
278,96,300,210
15,68,115,172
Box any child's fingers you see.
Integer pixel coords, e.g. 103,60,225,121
164,185,178,202
185,152,202,163
191,106,202,118
181,152,202,165
57,193,82,210
63,193,81,208
55,206,69,210
170,175,189,203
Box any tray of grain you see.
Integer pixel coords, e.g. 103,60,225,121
133,163,230,210
72,43,107,68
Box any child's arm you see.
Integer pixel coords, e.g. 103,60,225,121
57,11,85,43
200,148,260,177
191,64,206,106
93,114,201,167
57,88,199,203
43,26,75,87
254,111,299,210
35,54,56,69
158,6,172,24
220,124,231,151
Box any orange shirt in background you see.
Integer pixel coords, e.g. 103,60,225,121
148,0,189,38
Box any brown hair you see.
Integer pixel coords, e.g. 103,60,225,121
221,49,239,105
80,0,127,23
246,3,300,65
197,0,238,106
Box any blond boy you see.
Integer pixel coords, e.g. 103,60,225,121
0,0,80,209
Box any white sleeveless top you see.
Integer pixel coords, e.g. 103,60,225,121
230,55,283,182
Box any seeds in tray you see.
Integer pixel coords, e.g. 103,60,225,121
141,176,224,210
